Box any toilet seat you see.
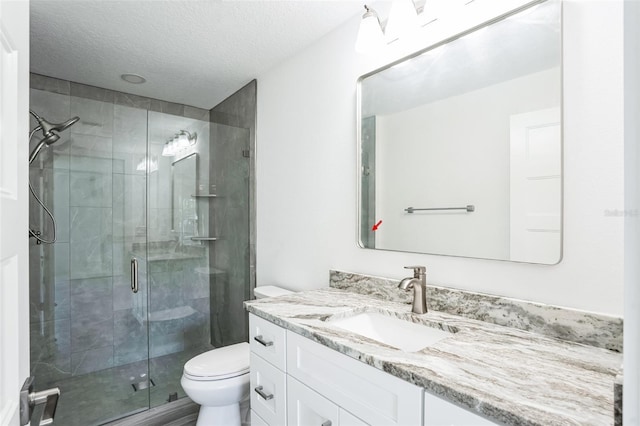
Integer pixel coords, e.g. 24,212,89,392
183,342,250,381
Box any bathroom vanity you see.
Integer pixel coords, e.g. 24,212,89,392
248,313,497,426
245,275,621,426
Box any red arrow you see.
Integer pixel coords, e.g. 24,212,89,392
372,220,382,231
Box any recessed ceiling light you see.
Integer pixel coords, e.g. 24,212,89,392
121,73,146,84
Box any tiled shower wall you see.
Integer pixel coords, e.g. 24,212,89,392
208,80,256,346
28,74,213,386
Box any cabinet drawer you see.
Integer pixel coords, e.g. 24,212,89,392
251,352,287,426
250,313,287,370
287,376,339,426
251,409,269,426
424,392,499,426
339,409,369,426
286,331,423,426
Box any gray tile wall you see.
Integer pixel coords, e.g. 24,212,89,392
208,80,256,346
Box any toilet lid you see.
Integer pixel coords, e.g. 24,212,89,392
184,342,250,380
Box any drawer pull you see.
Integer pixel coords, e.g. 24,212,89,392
321,421,332,426
254,335,274,347
254,386,274,401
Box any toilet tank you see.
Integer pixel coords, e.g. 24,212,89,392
254,285,293,299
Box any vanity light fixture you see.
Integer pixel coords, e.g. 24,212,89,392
161,138,177,157
355,5,385,53
355,0,477,52
385,0,419,42
161,130,197,157
136,156,158,173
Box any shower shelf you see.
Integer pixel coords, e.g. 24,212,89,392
191,194,217,198
191,237,217,241
148,306,197,322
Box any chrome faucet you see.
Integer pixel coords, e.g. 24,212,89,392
398,266,428,314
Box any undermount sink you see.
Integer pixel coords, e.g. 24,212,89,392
327,312,455,352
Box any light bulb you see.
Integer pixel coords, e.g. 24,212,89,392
386,0,419,42
177,132,190,149
162,142,172,157
355,6,385,53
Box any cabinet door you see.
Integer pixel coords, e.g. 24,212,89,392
424,392,499,426
251,409,269,426
251,352,287,426
287,376,339,426
339,409,370,426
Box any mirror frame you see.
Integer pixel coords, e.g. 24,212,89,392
355,0,563,264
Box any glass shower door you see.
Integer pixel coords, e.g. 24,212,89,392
111,103,152,414
28,91,152,426
145,112,252,408
146,111,215,407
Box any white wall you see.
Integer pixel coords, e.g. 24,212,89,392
375,68,560,258
256,0,624,316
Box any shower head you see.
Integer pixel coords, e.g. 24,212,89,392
33,113,80,145
28,110,80,163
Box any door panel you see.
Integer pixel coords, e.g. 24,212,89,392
27,94,151,425
510,107,562,264
0,0,30,424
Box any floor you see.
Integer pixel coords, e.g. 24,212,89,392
45,346,209,426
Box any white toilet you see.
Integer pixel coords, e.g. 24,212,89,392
181,286,293,426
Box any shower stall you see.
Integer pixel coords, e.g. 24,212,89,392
28,74,256,425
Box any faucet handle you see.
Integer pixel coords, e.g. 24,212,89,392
404,265,426,277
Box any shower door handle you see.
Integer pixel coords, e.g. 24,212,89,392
130,258,139,294
20,376,60,426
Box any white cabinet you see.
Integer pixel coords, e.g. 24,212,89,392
339,408,369,426
251,409,269,426
287,376,370,426
424,391,500,426
250,352,287,426
287,376,339,426
250,315,288,426
249,313,499,426
286,331,423,426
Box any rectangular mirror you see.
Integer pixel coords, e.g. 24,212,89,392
357,0,562,264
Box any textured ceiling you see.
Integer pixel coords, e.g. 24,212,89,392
31,1,365,109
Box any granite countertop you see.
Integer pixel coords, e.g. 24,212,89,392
245,288,621,426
